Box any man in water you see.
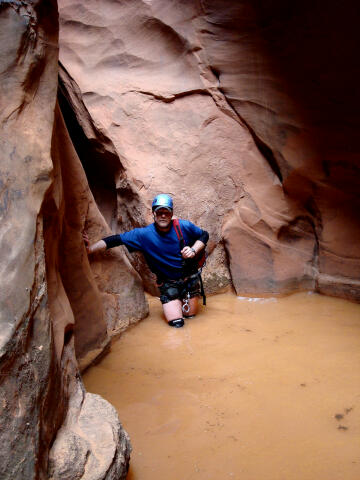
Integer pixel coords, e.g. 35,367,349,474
84,194,209,328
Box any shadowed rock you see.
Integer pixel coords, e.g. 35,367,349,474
2,0,360,478
0,1,138,478
58,0,360,300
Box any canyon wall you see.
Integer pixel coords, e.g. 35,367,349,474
0,2,62,477
1,0,360,478
0,1,145,478
58,0,360,301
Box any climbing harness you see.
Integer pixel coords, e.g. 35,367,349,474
173,219,207,306
182,291,191,314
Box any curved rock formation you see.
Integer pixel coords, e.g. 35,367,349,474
0,2,62,477
0,1,140,478
48,385,130,480
200,0,360,300
2,0,360,478
48,100,148,368
58,0,360,301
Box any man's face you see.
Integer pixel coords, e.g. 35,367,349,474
153,208,173,230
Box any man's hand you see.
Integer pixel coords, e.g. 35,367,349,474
82,231,91,254
181,246,196,259
181,240,205,259
82,230,106,255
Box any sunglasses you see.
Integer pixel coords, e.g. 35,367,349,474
154,209,172,217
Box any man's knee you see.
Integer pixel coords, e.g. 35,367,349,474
187,278,201,299
159,284,181,304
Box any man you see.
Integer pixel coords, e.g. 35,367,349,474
84,194,209,328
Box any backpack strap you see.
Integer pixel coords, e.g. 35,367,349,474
173,218,185,249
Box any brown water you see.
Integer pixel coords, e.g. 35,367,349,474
83,292,360,480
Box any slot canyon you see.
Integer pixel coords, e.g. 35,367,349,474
0,0,359,479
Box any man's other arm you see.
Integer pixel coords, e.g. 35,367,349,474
181,229,209,259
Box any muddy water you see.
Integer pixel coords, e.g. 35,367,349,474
83,292,360,480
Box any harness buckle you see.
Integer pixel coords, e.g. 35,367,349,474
182,291,191,314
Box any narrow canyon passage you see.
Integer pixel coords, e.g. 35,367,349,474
83,292,360,480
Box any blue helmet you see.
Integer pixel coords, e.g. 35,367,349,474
152,194,173,212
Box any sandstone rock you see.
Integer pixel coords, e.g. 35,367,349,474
0,2,61,478
199,0,360,299
2,0,360,477
58,0,360,301
202,242,232,295
58,0,236,293
49,101,148,368
58,62,158,296
48,381,131,480
49,430,89,480
0,2,142,478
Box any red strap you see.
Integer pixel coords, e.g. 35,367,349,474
173,219,185,248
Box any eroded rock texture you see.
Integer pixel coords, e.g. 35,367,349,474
2,0,360,477
48,381,130,480
48,100,148,369
58,0,360,300
0,1,135,478
201,0,360,300
0,2,61,478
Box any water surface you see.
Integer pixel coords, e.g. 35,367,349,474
83,291,360,480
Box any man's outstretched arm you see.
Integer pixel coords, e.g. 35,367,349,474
87,239,107,255
83,232,124,255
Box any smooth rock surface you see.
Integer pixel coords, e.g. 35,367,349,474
2,0,360,477
49,101,148,367
58,0,360,300
48,383,131,480
0,2,140,478
0,2,61,478
199,0,360,300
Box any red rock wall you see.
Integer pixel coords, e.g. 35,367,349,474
48,100,148,368
201,0,360,300
58,0,360,301
0,2,63,477
0,1,141,478
1,0,360,477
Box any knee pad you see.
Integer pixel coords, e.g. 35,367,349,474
184,278,201,299
167,286,180,299
160,286,181,304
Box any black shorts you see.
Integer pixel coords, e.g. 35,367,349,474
158,276,201,304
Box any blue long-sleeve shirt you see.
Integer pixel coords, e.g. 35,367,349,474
103,220,208,280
